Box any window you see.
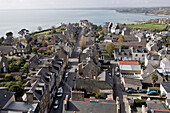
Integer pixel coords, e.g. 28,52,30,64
135,54,138,57
142,54,144,57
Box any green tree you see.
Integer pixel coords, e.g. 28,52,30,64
105,42,115,57
18,29,29,38
14,75,21,81
151,74,158,87
4,74,13,81
32,47,38,54
20,63,29,73
118,34,124,42
38,26,42,31
6,32,13,37
51,26,56,34
9,85,24,99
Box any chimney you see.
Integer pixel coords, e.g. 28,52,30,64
116,96,120,113
64,95,69,110
28,108,32,113
78,63,83,74
142,105,146,113
71,91,84,101
26,91,34,103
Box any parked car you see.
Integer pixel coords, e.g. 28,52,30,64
64,74,68,81
115,72,120,76
138,89,147,93
65,71,69,75
126,89,137,93
57,87,63,94
57,93,62,97
115,67,118,71
53,100,59,109
147,90,157,95
73,76,76,81
67,65,71,69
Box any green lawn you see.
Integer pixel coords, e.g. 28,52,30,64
127,23,167,30
32,29,65,36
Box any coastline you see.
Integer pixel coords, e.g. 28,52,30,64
116,11,170,17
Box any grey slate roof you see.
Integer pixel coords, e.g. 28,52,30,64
65,99,117,113
133,48,148,53
161,82,170,93
30,80,47,101
142,65,163,84
146,100,168,111
5,102,38,112
0,90,14,109
124,77,142,86
0,46,15,54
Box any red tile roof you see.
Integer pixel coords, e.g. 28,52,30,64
119,61,139,65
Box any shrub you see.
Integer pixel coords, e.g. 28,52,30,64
4,74,13,81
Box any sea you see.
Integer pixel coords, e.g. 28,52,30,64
0,9,169,36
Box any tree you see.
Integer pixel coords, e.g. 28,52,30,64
32,47,38,54
20,63,29,73
42,42,48,47
6,32,13,37
25,36,33,44
14,75,21,81
118,34,124,42
4,74,13,81
151,74,158,87
0,37,4,44
80,35,86,50
51,26,56,34
18,29,29,38
39,48,45,54
105,42,115,57
9,85,24,99
38,26,42,31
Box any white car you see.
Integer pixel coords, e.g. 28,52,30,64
57,87,63,94
53,100,59,109
115,67,118,71
57,93,62,97
54,100,59,104
53,105,59,109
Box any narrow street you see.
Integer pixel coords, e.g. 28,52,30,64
50,27,84,113
111,64,126,113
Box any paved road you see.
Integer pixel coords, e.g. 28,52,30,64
50,58,78,113
51,27,84,113
111,64,125,113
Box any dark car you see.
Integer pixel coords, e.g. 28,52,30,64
126,89,137,93
138,89,147,93
67,65,71,69
73,76,76,81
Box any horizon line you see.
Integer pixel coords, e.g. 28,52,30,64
0,6,170,10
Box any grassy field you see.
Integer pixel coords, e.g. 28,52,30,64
30,28,65,36
35,29,64,36
127,23,168,30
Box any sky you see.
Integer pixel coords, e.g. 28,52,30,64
0,0,170,9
